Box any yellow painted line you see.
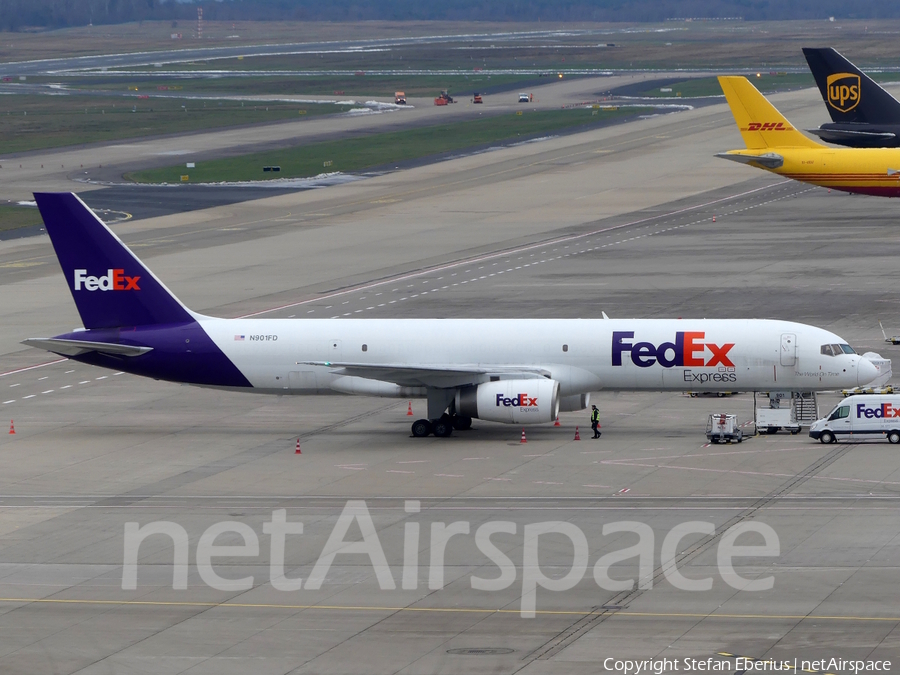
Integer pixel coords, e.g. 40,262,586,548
0,598,899,623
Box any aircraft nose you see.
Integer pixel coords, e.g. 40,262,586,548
858,357,880,387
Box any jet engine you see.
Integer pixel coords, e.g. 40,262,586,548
455,379,559,424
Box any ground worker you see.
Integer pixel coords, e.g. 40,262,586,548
590,405,601,439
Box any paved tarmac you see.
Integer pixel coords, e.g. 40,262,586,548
0,80,899,673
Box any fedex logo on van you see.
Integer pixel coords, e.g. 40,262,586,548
612,331,735,368
496,393,538,407
856,403,900,419
74,269,141,292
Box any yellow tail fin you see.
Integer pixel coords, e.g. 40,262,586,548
718,76,823,150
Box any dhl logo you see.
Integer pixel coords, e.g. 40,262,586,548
745,122,790,131
826,72,860,113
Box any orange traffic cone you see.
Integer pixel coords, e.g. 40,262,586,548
8,420,14,435
520,428,527,443
573,426,581,441
712,216,716,222
554,415,561,427
295,438,301,454
406,401,413,416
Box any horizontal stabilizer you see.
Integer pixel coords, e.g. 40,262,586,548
22,338,153,357
807,127,896,143
715,152,784,169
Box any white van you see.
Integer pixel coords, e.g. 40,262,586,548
809,394,900,444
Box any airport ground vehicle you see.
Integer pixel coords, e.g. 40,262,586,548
706,413,743,443
810,394,900,443
518,93,530,103
394,92,406,105
434,90,454,106
473,93,483,104
25,194,880,438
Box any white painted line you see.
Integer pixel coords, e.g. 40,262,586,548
22,395,35,399
0,359,67,379
237,182,789,318
2,400,14,405
79,381,90,385
60,385,71,389
41,390,54,394
9,384,19,388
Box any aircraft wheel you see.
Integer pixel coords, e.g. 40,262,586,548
433,419,454,437
819,430,835,444
452,415,472,430
411,419,433,437
888,430,900,444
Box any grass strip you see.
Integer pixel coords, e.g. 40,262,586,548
128,106,649,184
0,204,42,233
0,95,341,154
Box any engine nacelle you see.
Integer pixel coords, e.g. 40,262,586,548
455,379,559,424
559,392,590,412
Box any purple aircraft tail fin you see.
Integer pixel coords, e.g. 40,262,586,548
34,193,194,329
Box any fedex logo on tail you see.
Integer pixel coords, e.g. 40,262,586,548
74,269,141,292
612,331,735,368
497,393,537,407
857,403,900,419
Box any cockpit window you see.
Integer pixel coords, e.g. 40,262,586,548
820,345,836,357
840,344,856,355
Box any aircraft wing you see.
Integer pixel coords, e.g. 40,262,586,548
714,151,784,169
22,338,153,357
297,361,550,388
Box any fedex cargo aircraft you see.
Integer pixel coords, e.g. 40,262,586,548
24,193,879,437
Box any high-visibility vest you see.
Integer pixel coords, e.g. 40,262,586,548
591,409,599,423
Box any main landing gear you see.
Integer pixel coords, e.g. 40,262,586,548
411,414,473,438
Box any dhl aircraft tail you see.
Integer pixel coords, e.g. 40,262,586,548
718,76,824,150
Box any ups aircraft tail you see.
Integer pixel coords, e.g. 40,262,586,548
803,47,900,125
717,76,823,150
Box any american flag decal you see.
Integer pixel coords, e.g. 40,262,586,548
234,335,245,341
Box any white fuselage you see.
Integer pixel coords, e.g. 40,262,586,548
200,317,873,396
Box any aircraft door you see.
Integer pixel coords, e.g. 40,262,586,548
780,333,796,367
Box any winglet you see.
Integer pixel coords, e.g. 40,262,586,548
718,76,823,150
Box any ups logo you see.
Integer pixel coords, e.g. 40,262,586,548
826,72,861,112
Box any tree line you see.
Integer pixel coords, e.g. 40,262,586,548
3,0,900,31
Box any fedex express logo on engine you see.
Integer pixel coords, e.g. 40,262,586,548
744,122,791,131
612,331,734,368
857,403,900,419
496,393,538,407
74,269,141,291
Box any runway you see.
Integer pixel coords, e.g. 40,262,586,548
1,78,899,672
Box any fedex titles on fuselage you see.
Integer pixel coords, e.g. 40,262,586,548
613,331,738,384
